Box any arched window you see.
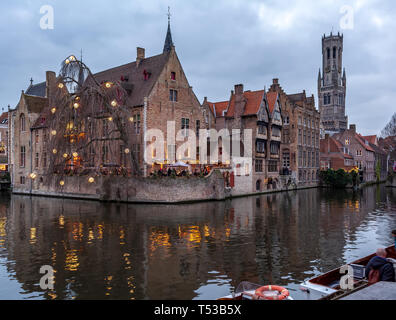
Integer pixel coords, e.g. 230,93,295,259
333,47,337,59
20,114,26,132
256,180,261,191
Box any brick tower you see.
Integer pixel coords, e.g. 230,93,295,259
318,32,348,133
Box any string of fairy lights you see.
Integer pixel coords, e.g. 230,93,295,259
28,55,139,188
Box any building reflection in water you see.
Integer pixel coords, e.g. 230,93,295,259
0,185,394,300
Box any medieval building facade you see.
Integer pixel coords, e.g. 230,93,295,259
9,21,208,193
269,79,321,186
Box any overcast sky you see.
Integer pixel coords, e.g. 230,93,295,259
0,0,395,135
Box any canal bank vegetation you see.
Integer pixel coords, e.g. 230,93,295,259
319,168,359,188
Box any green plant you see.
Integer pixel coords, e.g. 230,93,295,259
319,169,352,188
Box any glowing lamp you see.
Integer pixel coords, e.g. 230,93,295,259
59,180,65,186
105,82,113,88
51,107,56,114
52,149,57,154
73,102,80,109
124,148,130,154
63,153,68,159
108,117,113,121
58,83,64,89
129,117,134,122
51,130,57,136
88,177,95,183
65,59,70,64
30,173,37,179
72,152,78,158
111,100,118,107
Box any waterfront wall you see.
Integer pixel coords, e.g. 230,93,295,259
12,170,322,203
13,170,227,203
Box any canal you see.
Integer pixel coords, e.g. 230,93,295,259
0,185,395,300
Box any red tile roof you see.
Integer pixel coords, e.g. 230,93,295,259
356,133,375,152
222,89,265,118
243,90,265,116
363,135,377,145
207,101,228,118
266,91,278,115
0,112,8,125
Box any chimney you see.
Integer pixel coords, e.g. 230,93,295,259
136,47,145,66
234,84,244,96
203,97,207,104
272,78,279,85
46,71,56,98
349,124,356,133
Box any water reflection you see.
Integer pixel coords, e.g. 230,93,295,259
0,185,395,300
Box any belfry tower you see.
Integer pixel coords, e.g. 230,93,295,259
318,32,348,133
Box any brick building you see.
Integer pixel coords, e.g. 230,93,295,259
320,133,354,171
269,79,321,186
9,20,208,193
0,111,8,171
203,83,283,194
8,71,57,191
332,124,376,182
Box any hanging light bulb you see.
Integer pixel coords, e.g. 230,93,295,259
129,117,134,122
30,173,37,179
72,152,78,158
65,59,70,64
51,130,57,136
105,82,113,88
63,153,68,159
52,149,57,154
59,180,65,186
88,177,95,183
111,100,118,107
73,102,80,109
108,117,113,122
51,107,56,114
69,55,76,61
58,83,64,89
124,148,130,154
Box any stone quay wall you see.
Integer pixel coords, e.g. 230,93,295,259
12,170,227,204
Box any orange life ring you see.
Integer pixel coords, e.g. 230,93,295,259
255,285,289,300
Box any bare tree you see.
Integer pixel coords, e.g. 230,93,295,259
380,112,396,138
45,55,142,182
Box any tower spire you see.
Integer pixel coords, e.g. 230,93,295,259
163,6,174,52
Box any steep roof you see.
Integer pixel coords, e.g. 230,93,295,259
163,21,174,52
207,101,228,118
26,81,46,97
23,94,48,114
363,135,377,145
356,133,375,152
244,90,265,115
90,52,170,108
287,92,305,103
223,89,265,118
266,91,278,115
0,112,8,125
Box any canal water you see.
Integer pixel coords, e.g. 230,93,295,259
0,185,395,300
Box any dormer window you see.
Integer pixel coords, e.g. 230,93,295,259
171,72,176,81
